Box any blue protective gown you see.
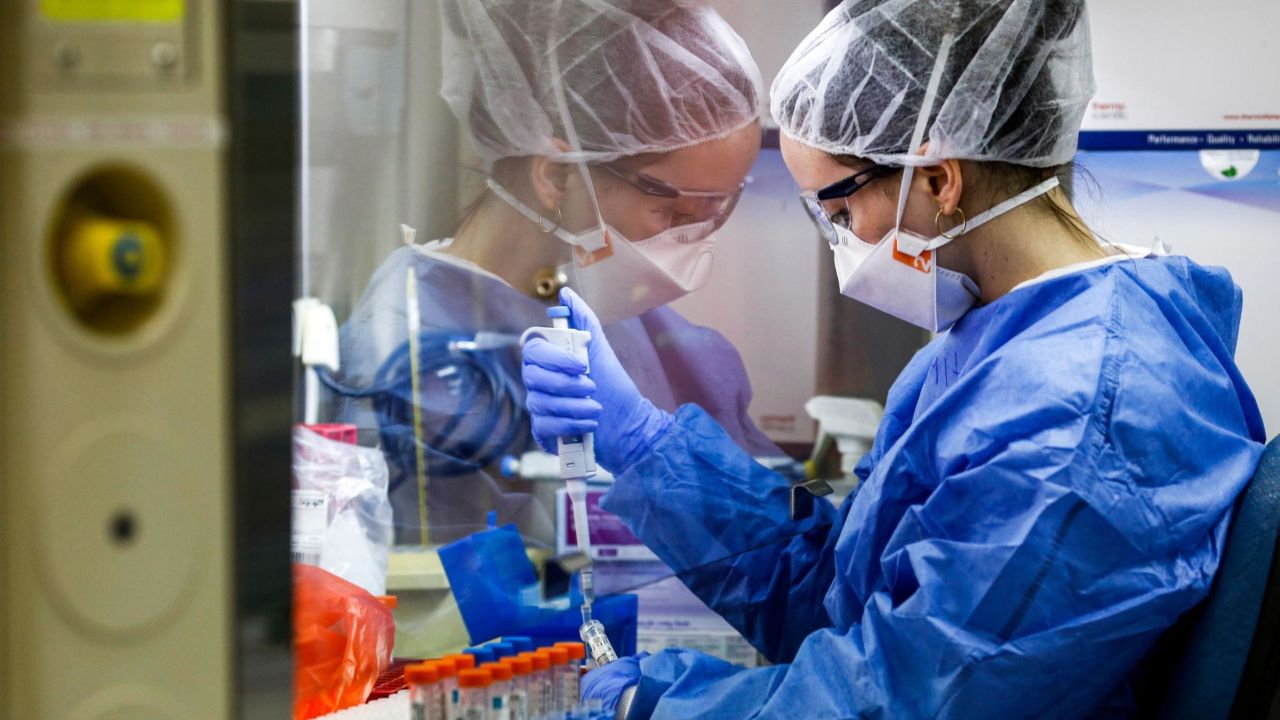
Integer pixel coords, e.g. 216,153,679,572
600,255,1266,719
331,243,778,546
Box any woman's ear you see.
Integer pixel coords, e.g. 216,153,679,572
527,138,574,212
912,143,964,216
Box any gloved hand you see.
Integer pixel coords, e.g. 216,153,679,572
522,288,673,472
581,652,649,715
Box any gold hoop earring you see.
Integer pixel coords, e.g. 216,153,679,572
935,206,968,240
539,207,563,234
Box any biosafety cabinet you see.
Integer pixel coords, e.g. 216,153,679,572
0,1,294,717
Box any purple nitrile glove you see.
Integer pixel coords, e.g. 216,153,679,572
581,652,649,715
522,288,672,473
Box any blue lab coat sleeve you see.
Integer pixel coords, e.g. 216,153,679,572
600,405,844,663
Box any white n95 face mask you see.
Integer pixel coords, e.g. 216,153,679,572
831,223,979,333
568,218,717,326
487,178,718,325
831,177,1060,333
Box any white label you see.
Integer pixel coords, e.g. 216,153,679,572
291,490,329,565
562,672,580,712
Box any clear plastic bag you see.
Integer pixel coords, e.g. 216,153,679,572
293,425,394,595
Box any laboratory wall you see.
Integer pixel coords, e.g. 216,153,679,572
1074,151,1280,434
301,0,464,319
1080,0,1280,434
1083,0,1280,141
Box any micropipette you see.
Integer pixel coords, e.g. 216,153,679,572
521,306,618,667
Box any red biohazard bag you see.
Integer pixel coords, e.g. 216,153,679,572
293,563,395,719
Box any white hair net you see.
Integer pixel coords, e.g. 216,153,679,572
770,0,1095,168
440,0,763,166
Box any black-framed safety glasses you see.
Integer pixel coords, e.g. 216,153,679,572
799,164,898,245
598,163,746,230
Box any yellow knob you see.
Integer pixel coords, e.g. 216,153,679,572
61,217,166,311
803,458,818,480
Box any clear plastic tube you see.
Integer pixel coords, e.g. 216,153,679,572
488,680,509,720
579,568,595,623
554,642,586,715
522,651,553,719
435,659,460,720
546,647,570,714
539,650,559,714
410,684,443,720
579,620,617,667
516,654,540,719
480,663,513,720
458,669,492,720
458,688,488,719
407,663,444,720
501,656,532,720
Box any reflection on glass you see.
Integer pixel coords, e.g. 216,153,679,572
296,0,852,667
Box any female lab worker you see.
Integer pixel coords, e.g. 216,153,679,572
329,0,776,546
523,0,1267,717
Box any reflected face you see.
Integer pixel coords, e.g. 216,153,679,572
779,134,900,246
563,121,762,242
